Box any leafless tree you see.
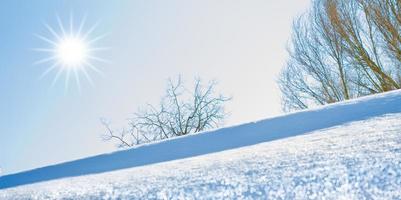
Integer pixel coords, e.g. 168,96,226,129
102,76,231,148
279,0,401,112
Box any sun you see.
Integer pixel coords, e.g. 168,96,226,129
57,36,88,67
34,14,108,90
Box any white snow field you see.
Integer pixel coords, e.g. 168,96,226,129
1,90,401,199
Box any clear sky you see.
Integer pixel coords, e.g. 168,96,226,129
0,0,310,175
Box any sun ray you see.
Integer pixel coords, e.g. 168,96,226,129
51,67,64,87
70,12,73,36
32,48,55,52
77,14,87,37
87,33,108,45
34,56,57,65
87,55,110,64
80,67,94,86
45,23,62,41
83,61,104,76
73,69,82,92
35,14,107,90
65,68,71,91
82,20,100,41
35,34,58,46
87,47,110,52
56,15,67,37
40,61,60,79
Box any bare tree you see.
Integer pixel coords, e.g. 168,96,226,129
102,76,231,148
279,0,401,112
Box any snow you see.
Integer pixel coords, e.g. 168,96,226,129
1,90,401,199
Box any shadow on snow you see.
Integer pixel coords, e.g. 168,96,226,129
1,90,401,189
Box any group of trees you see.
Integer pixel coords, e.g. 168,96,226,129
279,0,401,111
102,77,231,148
104,0,401,148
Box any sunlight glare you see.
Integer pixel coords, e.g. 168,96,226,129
57,36,88,67
34,14,108,90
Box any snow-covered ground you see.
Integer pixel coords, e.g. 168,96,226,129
1,91,401,199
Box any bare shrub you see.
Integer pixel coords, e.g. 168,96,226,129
102,76,231,148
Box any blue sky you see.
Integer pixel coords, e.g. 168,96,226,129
0,0,310,175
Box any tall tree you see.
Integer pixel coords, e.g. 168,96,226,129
279,0,401,111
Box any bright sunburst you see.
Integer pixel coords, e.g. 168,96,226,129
35,14,108,90
57,36,87,67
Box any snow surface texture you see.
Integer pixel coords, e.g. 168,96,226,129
2,90,401,190
1,90,401,199
1,114,401,199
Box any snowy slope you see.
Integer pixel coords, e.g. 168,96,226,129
1,114,401,199
1,90,401,199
